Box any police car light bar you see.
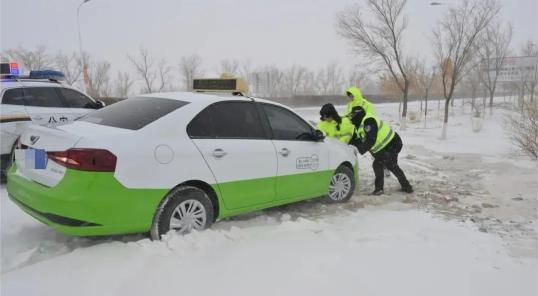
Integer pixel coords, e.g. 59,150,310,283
1,63,66,82
193,78,249,93
29,70,66,81
0,62,20,76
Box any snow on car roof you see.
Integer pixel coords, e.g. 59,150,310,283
138,91,253,104
138,91,288,108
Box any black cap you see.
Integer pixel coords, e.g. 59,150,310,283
350,106,366,126
320,103,339,119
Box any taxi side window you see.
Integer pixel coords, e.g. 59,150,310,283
1,88,26,105
262,104,313,141
59,88,95,108
187,107,213,138
188,102,265,139
3,87,66,108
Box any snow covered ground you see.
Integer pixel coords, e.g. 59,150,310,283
1,98,537,296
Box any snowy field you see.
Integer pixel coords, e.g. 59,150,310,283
1,98,537,296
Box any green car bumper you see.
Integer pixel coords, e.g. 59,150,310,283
6,165,167,236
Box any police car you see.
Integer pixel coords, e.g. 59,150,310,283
0,63,104,180
7,79,358,239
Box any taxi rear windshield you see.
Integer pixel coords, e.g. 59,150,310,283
79,97,188,130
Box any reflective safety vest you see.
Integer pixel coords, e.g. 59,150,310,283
317,117,355,143
345,97,375,117
356,114,395,154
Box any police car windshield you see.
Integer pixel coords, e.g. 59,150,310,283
79,97,188,130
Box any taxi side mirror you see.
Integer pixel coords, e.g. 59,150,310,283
95,100,106,109
313,129,325,141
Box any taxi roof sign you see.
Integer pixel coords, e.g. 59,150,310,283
193,78,249,93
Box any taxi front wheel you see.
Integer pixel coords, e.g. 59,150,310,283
324,165,355,203
150,186,214,240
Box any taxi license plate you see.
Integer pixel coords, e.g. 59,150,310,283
15,148,48,169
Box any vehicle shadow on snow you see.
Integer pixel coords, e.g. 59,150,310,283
1,224,146,273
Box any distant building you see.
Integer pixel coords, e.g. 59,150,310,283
483,56,538,95
494,56,537,82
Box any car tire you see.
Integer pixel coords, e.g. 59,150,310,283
150,186,214,240
323,165,355,203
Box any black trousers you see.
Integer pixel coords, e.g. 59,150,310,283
372,133,411,190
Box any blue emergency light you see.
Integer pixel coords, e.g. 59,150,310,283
29,70,66,81
1,63,66,82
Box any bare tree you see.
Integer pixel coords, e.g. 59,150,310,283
114,71,133,98
282,65,308,96
128,48,155,93
3,45,52,71
337,0,412,129
346,69,368,90
219,59,240,77
414,63,437,127
463,59,484,117
263,66,285,97
520,41,538,102
88,60,112,98
315,62,345,95
239,60,254,84
178,54,204,91
477,20,512,113
507,100,538,158
300,70,316,96
127,48,172,93
432,0,500,139
54,52,82,86
156,59,173,91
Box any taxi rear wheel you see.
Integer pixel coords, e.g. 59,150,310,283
150,186,214,240
324,165,355,203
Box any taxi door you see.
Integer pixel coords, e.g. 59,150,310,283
260,103,330,201
188,101,278,210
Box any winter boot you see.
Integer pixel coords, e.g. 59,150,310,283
401,185,414,193
370,188,384,196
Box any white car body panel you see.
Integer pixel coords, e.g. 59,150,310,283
13,92,357,194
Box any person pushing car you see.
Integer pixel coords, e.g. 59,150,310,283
317,103,355,143
345,86,391,178
348,106,413,195
344,86,375,117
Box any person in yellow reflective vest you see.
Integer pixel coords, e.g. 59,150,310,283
344,86,375,117
345,86,391,178
349,106,413,195
317,103,355,143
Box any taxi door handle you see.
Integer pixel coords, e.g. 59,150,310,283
279,148,290,157
212,148,227,158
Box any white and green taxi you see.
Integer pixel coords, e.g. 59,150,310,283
7,91,358,239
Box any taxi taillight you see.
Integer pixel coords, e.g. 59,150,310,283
48,149,117,172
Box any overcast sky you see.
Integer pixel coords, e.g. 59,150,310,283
1,0,537,75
